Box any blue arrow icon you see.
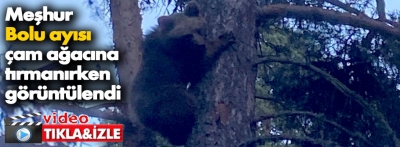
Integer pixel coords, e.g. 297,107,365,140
20,131,28,138
15,127,32,142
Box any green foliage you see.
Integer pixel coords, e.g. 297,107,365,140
254,16,400,146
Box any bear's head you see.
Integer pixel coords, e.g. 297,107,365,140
156,1,207,45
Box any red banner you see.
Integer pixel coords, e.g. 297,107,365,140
41,124,123,142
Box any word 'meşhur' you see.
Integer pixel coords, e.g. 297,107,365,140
5,6,73,25
3,6,122,105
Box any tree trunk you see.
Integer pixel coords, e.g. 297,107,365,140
188,0,258,146
110,0,156,146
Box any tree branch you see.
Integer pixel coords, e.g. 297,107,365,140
239,134,342,147
88,103,118,110
324,0,363,15
253,56,400,146
255,95,284,103
259,4,400,36
256,111,373,145
45,103,130,124
376,0,386,21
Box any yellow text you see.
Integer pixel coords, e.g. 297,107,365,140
49,31,91,45
5,26,46,41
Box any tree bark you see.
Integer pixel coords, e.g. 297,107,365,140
110,0,156,146
187,0,258,146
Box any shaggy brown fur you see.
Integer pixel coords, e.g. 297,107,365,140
132,1,235,145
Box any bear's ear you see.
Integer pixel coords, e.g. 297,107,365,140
184,1,200,17
158,16,175,32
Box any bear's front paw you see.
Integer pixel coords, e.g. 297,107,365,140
218,31,236,46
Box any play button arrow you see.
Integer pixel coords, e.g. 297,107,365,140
20,131,28,139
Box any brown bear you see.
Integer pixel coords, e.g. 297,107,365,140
132,1,235,145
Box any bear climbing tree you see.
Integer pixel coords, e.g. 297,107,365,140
131,1,235,146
